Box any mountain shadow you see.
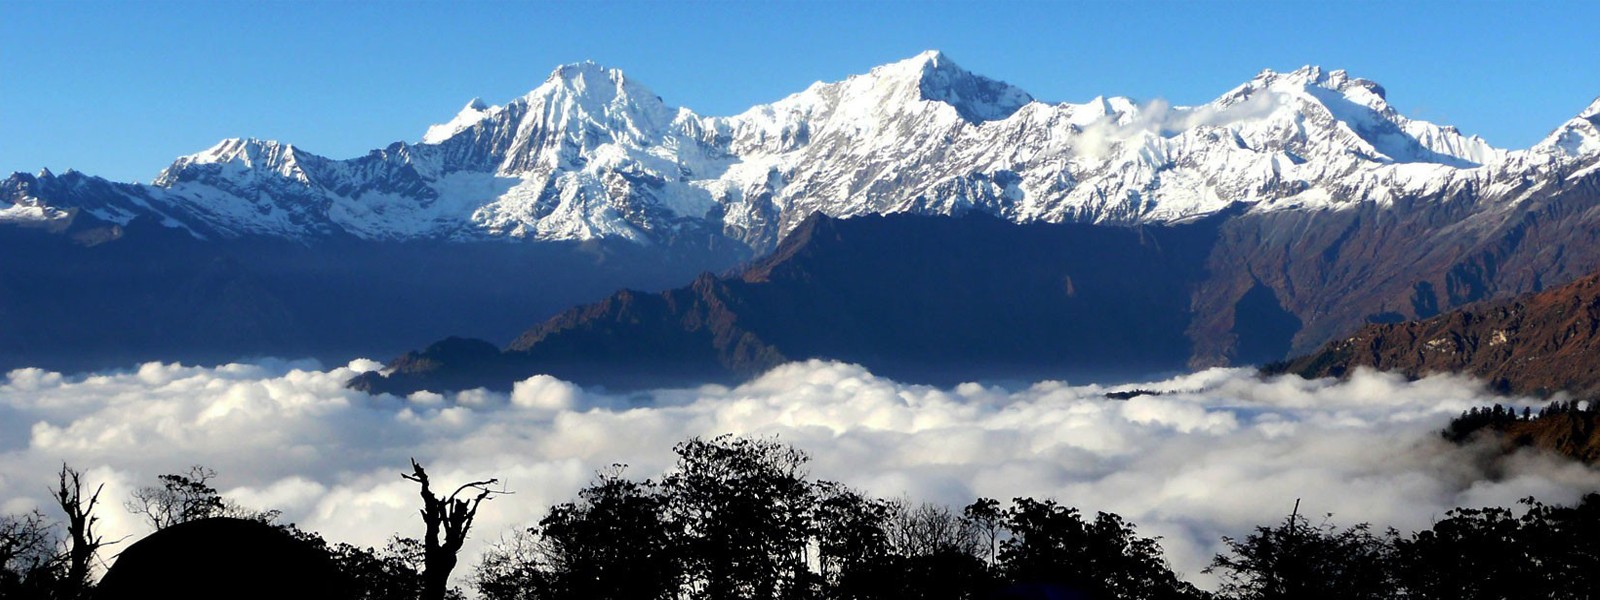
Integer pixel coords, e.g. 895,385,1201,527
1231,280,1303,366
351,211,1229,394
0,214,744,374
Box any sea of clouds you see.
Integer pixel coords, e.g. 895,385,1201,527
3,358,1597,589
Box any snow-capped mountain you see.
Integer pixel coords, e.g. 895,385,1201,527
6,51,1596,251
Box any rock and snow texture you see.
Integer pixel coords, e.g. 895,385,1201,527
422,98,493,144
1534,98,1600,159
5,52,1598,249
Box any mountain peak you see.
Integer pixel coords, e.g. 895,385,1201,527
1581,97,1600,120
187,138,295,163
153,137,309,187
422,98,496,144
912,49,949,66
1533,97,1600,157
873,50,949,74
1248,65,1387,101
873,50,1033,122
525,59,667,111
545,60,626,86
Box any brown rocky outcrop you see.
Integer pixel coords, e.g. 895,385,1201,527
1270,269,1600,396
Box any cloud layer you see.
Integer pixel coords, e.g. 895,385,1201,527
3,359,1596,589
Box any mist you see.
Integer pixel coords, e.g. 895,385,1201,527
2,358,1595,589
1075,91,1289,158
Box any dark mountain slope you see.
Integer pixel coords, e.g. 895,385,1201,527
354,167,1600,396
351,212,1228,393
1190,172,1600,368
1268,266,1600,396
1443,403,1600,465
0,214,741,374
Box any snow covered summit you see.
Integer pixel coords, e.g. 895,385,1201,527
5,52,1598,250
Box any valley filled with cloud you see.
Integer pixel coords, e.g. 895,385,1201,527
3,359,1596,588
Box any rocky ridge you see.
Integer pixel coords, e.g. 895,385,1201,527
1269,268,1600,396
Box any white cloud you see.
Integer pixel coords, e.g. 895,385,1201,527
1075,91,1290,159
1,359,1593,590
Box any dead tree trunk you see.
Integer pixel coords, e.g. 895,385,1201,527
402,459,501,600
52,464,105,600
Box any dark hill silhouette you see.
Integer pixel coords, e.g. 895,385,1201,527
351,211,1228,393
96,518,345,600
1267,268,1600,396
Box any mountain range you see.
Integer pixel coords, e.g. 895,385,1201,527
5,51,1600,384
12,51,1593,250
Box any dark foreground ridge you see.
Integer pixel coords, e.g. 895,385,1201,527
96,517,343,600
11,436,1600,600
1268,268,1600,396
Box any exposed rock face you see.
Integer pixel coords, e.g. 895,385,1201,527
1269,268,1600,396
1486,412,1600,465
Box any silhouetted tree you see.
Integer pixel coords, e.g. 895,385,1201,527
1389,497,1600,600
1207,508,1396,600
1513,494,1600,597
811,482,893,598
125,465,225,530
284,525,447,600
404,459,503,600
51,464,105,600
1000,497,1200,600
663,435,814,600
963,498,1004,569
886,500,983,559
472,528,543,600
125,465,281,531
0,510,61,598
505,465,682,600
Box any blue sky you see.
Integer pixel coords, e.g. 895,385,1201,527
4,0,1597,183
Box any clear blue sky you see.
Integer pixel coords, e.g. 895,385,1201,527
4,0,1597,183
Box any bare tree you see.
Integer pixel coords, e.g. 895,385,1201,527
52,464,105,600
0,510,58,595
403,459,504,600
124,465,277,531
885,499,982,559
125,465,224,530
